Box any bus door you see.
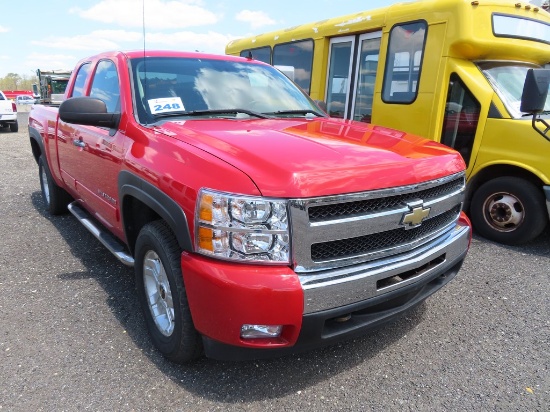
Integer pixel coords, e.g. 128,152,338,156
326,36,356,119
351,32,382,123
325,32,382,122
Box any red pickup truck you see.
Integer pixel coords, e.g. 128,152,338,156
28,50,471,362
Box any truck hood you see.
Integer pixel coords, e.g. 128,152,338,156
155,118,465,198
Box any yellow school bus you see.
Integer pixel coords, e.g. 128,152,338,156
226,0,550,245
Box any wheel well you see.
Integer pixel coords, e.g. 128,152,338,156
465,164,544,211
122,196,162,256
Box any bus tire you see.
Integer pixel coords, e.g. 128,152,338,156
470,176,548,245
134,220,202,363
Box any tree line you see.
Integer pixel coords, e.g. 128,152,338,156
0,73,37,91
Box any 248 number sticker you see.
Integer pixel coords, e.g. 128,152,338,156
147,97,185,114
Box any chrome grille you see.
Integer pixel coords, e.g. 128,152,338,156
288,172,466,273
311,205,461,261
308,176,464,222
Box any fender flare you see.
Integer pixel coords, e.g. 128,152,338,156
118,170,192,253
28,125,45,164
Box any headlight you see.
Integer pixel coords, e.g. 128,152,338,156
195,189,290,264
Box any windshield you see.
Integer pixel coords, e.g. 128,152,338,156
129,56,323,124
478,61,550,119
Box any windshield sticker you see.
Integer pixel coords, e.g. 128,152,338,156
148,97,185,114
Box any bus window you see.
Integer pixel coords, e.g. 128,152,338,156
382,21,427,103
273,39,314,93
326,37,354,119
440,74,480,166
239,47,271,64
352,34,381,123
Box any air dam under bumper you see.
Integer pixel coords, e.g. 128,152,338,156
184,219,470,361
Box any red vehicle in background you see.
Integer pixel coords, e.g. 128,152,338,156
28,50,471,362
2,90,33,100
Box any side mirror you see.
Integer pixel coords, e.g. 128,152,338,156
521,68,550,142
520,68,550,114
59,96,120,129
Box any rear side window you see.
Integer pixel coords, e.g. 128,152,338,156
382,21,427,103
273,39,314,94
239,46,271,64
70,63,92,97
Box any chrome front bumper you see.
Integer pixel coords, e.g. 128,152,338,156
299,222,470,314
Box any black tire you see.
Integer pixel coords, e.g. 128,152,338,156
470,176,548,245
9,121,18,132
38,155,71,215
135,220,202,363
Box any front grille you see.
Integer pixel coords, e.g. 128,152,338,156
311,205,461,261
308,176,464,222
289,172,466,272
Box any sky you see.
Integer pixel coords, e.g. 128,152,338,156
0,0,402,79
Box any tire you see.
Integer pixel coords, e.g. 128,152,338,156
9,121,18,132
470,177,548,245
38,155,71,215
135,220,202,363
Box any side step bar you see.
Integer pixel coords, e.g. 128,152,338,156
68,202,135,267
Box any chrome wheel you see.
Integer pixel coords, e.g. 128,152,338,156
482,192,524,232
143,250,175,337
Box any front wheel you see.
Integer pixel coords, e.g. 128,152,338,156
470,177,548,245
134,221,202,363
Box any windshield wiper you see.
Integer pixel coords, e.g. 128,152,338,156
265,109,325,117
152,109,270,119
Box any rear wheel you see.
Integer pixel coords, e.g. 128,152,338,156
9,121,18,132
470,176,548,245
38,155,71,215
135,221,202,363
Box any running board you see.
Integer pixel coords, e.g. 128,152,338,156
68,202,135,267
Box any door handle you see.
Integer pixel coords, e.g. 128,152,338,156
73,139,86,148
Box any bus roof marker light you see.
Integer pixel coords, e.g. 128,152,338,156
471,1,479,5
525,5,531,10
515,3,521,7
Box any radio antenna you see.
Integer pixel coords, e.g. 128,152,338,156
142,0,148,125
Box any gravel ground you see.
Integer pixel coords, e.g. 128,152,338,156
1,112,548,411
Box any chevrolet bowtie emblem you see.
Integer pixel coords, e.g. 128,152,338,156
401,201,430,228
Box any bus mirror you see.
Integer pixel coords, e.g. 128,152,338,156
521,68,550,143
520,68,550,114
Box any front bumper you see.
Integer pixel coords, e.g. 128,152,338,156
182,215,471,361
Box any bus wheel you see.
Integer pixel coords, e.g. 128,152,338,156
470,177,548,245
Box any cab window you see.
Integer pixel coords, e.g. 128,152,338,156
70,63,92,97
90,60,120,113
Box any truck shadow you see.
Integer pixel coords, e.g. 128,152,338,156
30,190,433,401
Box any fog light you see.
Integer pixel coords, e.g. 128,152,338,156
240,324,283,339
